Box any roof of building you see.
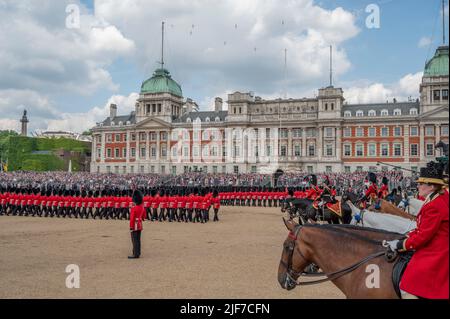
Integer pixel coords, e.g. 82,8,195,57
424,46,449,77
342,101,419,116
100,113,136,127
173,111,228,123
140,68,183,97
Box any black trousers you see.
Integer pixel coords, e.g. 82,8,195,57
130,230,141,257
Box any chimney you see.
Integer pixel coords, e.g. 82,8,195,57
214,97,223,112
110,104,117,119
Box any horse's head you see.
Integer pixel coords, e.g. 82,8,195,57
278,218,311,291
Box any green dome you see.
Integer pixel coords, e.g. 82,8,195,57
140,68,183,97
424,46,449,77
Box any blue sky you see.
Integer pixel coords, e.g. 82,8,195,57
0,0,448,133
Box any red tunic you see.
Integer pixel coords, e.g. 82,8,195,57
379,184,389,198
365,184,378,199
129,204,145,231
400,192,449,299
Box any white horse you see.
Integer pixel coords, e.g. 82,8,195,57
397,196,424,216
347,201,416,234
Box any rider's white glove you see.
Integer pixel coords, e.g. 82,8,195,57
384,239,403,252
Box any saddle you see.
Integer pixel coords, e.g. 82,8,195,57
392,251,414,298
326,201,342,217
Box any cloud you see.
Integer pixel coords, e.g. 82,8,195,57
0,0,135,96
343,72,423,104
45,92,139,133
95,0,359,97
418,36,432,48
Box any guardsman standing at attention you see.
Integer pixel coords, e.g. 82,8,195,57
379,176,390,199
128,190,145,259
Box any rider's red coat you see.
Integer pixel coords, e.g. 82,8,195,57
400,191,449,299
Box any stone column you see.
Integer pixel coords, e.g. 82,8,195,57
435,124,441,144
156,130,161,161
101,132,106,163
287,128,292,159
336,127,342,162
419,124,425,162
146,132,150,161
126,131,130,163
136,131,140,160
302,128,307,158
403,124,410,163
317,126,323,160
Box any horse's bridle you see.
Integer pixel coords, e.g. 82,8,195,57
280,225,394,286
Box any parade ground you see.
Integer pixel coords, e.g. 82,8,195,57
0,206,343,299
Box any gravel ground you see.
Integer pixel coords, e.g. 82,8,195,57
0,206,344,299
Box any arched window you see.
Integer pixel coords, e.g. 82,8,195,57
119,121,123,126
111,121,115,126
381,109,388,116
393,108,401,116
331,103,334,110
205,117,210,122
195,117,201,123
215,117,220,122
126,121,131,125
368,110,376,116
409,108,417,115
325,103,328,111
344,111,352,117
186,118,192,123
356,110,363,117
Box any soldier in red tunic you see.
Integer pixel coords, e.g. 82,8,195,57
128,190,145,259
378,176,389,199
385,161,449,299
212,189,221,222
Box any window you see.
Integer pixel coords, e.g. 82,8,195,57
356,144,364,157
96,149,101,159
410,126,418,136
356,127,364,137
280,145,287,157
215,117,220,122
266,145,272,156
308,144,315,157
306,128,316,137
234,166,239,174
150,166,155,173
344,166,351,173
161,132,167,141
192,145,199,157
325,103,328,111
106,166,111,173
356,110,363,117
150,132,157,141
394,143,402,156
157,104,161,113
343,127,351,137
368,144,376,157
381,109,388,116
410,108,418,115
107,148,112,158
326,166,332,173
381,127,389,137
426,143,434,156
140,147,146,158
106,134,112,142
205,117,210,123
381,143,389,156
356,166,363,172
325,127,333,137
344,111,351,117
202,131,209,140
425,126,434,136
433,90,441,101
307,166,313,174
325,144,333,157
280,129,288,138
344,144,351,156
368,127,376,137
122,148,126,158
331,103,334,110
410,144,418,156
186,118,192,123
139,132,146,141
172,146,177,158
152,104,156,113
294,145,301,156
161,145,167,157
115,134,120,142
251,166,257,174
394,127,401,136
114,166,119,174
122,166,126,174
441,125,448,136
172,166,177,175
183,146,189,158
393,109,401,116
234,145,240,157
443,89,449,101
293,128,302,138
131,148,136,158
131,133,136,141
161,165,165,174
368,110,376,116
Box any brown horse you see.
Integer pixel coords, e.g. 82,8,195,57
369,199,416,221
277,219,405,298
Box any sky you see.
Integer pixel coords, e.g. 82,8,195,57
0,0,448,134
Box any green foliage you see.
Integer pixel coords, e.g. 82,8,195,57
1,134,90,171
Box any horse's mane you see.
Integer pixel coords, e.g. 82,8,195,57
303,223,403,236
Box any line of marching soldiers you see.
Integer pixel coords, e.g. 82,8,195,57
0,188,222,223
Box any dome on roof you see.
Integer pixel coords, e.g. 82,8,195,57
424,46,449,77
140,68,183,97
